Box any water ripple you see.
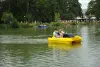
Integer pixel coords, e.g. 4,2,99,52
0,35,48,44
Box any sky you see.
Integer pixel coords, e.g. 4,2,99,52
79,0,91,9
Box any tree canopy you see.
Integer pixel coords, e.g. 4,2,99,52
86,0,100,19
0,0,83,23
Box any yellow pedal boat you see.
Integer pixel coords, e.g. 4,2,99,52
48,35,82,44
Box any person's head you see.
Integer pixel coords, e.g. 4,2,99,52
59,29,63,32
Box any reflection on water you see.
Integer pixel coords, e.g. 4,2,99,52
48,43,82,51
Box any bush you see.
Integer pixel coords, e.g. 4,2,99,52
1,12,20,28
71,22,78,25
10,19,20,28
19,23,31,28
50,22,63,26
55,13,60,21
0,24,6,29
1,12,13,24
29,23,35,27
11,22,19,28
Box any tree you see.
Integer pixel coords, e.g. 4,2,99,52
57,0,83,20
86,0,100,19
0,0,83,23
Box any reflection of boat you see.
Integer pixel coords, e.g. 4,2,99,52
48,43,82,50
48,35,82,44
38,25,46,28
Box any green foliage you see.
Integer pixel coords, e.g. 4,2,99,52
0,24,6,29
86,0,96,17
71,22,78,25
25,13,32,22
86,0,100,19
61,13,75,20
0,0,82,23
50,22,63,26
1,12,13,24
55,13,60,21
1,12,20,28
19,23,32,28
10,19,20,28
58,0,83,19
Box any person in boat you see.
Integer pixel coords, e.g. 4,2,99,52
53,29,60,38
59,29,74,38
59,29,65,38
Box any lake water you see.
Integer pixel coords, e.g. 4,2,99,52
0,24,100,67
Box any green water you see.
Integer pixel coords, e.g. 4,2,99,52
0,24,100,67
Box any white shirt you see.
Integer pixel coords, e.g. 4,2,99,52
53,31,60,38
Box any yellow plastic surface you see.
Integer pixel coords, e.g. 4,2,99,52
48,43,82,50
48,35,82,44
